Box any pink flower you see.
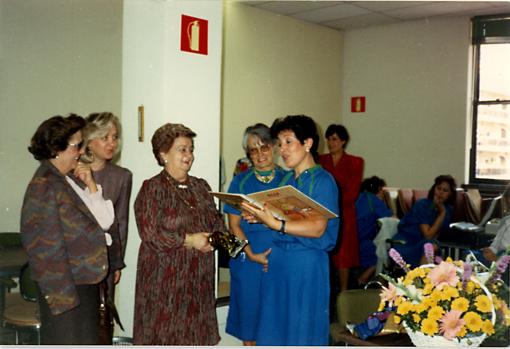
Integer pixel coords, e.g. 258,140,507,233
380,282,398,306
428,261,459,290
439,310,465,340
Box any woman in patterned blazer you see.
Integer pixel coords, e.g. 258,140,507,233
20,114,111,344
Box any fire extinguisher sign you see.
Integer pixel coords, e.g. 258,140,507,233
180,15,208,55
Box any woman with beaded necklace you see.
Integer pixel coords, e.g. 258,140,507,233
241,115,340,345
224,123,286,346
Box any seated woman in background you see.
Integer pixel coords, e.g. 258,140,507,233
481,184,510,264
392,175,457,267
355,176,392,285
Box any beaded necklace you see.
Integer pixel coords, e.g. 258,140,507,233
254,168,276,184
164,172,197,209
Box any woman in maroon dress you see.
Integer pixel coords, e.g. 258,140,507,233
133,123,223,345
318,124,364,291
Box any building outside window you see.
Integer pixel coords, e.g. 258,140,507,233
471,15,510,183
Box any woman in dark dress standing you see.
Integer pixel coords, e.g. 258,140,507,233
133,123,223,345
81,112,132,342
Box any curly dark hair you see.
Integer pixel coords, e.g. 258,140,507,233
28,114,86,160
151,123,196,166
360,176,387,195
325,124,350,149
270,115,319,158
427,174,457,207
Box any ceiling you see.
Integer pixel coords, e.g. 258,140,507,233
241,1,510,30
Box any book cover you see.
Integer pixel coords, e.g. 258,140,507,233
210,185,338,221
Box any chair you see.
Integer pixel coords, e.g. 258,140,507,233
412,189,428,203
329,288,412,346
3,263,40,344
464,189,483,223
396,189,413,218
374,217,400,275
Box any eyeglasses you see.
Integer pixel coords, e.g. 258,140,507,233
248,144,271,156
68,141,84,149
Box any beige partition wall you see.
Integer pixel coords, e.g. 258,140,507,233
221,2,344,190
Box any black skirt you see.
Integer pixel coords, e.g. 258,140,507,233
37,283,100,345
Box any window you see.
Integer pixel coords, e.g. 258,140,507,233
470,15,510,183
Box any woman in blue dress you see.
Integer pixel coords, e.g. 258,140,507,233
393,175,457,267
356,176,392,285
225,123,286,345
241,115,340,346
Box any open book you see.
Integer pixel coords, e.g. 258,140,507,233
210,185,338,221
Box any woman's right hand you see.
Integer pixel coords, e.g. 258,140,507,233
74,162,98,193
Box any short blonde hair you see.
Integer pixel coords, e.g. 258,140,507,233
152,123,196,166
81,112,122,162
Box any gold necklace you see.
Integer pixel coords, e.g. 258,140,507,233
164,172,196,209
254,169,275,184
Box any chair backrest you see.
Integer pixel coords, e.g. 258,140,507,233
336,288,381,327
19,263,37,302
0,232,22,249
397,189,413,218
464,189,482,223
452,188,467,222
412,189,428,204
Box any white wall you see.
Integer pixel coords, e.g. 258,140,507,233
0,0,122,231
120,0,223,339
221,2,344,189
341,17,472,189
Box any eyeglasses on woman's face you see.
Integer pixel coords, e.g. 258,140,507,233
68,141,84,150
247,144,271,156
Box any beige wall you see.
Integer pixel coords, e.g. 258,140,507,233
221,2,344,189
0,0,122,231
341,17,472,189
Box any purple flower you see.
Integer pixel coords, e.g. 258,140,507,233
389,248,410,273
487,255,510,285
462,262,472,289
424,243,434,264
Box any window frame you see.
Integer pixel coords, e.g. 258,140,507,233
469,14,510,186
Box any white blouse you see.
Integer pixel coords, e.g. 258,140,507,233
66,176,115,245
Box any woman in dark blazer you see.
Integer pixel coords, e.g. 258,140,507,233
20,114,110,344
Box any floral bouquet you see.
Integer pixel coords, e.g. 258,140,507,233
378,244,510,347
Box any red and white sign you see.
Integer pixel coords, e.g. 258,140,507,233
351,96,366,113
180,15,208,55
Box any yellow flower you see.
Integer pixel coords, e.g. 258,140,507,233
444,286,459,299
378,302,385,312
421,318,439,336
414,302,428,314
428,306,445,321
393,315,401,324
430,290,443,303
465,281,475,293
397,301,412,315
422,282,433,295
481,319,494,336
475,295,492,313
423,297,437,308
457,325,467,337
413,314,421,323
445,257,453,263
451,297,469,312
463,311,483,332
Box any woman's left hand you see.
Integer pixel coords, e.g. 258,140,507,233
240,202,278,229
185,232,213,253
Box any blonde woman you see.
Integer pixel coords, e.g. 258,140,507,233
82,112,133,343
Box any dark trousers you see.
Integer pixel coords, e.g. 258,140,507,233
38,283,100,345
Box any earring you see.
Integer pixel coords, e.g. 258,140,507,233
305,148,310,153
55,155,59,159
164,158,168,164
